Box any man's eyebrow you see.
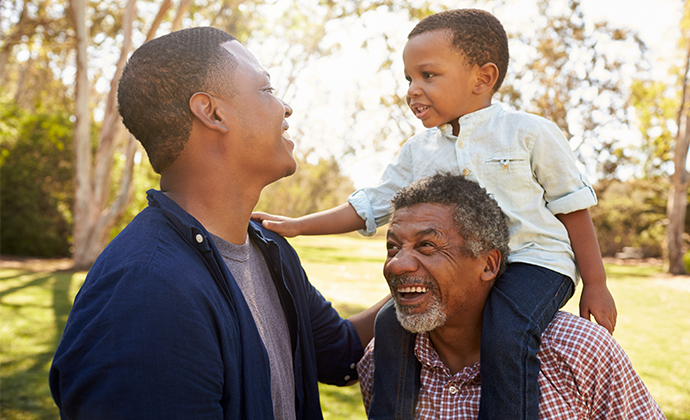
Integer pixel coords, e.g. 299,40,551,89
414,228,442,238
387,227,442,241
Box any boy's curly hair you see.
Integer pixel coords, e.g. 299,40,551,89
409,9,509,92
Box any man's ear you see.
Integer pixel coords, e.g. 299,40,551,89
473,63,499,95
189,92,229,134
480,248,501,282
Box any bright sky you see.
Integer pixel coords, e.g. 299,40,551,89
257,0,683,188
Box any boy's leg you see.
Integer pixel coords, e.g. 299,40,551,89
477,263,574,420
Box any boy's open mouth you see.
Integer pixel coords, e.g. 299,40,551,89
413,105,430,119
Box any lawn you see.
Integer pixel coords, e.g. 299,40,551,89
1,234,689,419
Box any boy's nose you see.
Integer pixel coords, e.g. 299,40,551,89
281,99,293,118
407,81,422,98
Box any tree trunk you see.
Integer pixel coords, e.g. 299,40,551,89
71,0,138,270
71,0,94,269
171,0,193,32
70,0,179,269
667,45,690,275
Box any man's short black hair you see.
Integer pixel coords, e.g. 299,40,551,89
118,27,237,173
408,9,509,92
390,172,510,277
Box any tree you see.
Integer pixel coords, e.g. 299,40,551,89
69,0,139,269
630,1,690,274
667,12,690,274
497,0,648,179
0,104,74,257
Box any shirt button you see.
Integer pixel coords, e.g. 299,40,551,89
350,363,356,369
195,234,204,243
462,168,470,176
448,385,458,394
458,141,465,148
344,375,351,381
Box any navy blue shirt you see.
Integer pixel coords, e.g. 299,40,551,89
50,190,363,419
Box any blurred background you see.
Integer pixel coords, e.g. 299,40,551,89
1,0,689,271
1,0,689,418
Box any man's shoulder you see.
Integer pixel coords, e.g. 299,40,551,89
82,205,215,302
97,206,192,270
541,312,622,364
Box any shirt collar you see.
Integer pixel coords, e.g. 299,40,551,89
146,189,274,252
438,102,504,139
414,331,481,383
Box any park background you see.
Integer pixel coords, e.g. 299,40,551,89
1,0,689,418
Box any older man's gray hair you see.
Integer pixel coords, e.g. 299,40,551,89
390,172,510,277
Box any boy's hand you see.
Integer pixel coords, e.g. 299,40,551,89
579,283,617,334
251,212,302,237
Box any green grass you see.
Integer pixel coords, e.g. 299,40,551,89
1,234,689,419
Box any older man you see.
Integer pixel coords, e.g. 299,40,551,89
50,27,385,420
358,173,664,419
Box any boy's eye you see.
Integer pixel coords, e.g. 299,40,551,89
263,86,276,94
422,72,434,79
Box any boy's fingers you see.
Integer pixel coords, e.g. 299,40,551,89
594,313,614,335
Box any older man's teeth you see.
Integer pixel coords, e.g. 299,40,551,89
399,286,428,293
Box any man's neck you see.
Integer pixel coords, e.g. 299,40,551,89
427,317,483,375
161,173,262,245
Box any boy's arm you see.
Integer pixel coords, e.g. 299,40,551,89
252,202,366,237
556,209,617,334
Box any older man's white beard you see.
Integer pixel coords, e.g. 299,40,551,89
390,280,447,333
394,297,447,333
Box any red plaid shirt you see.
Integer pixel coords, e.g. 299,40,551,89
358,312,665,419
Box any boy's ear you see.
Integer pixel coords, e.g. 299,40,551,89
473,63,499,95
189,92,230,134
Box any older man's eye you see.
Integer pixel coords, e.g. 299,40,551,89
417,241,438,254
386,243,399,256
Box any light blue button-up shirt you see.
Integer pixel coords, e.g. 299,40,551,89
347,103,597,283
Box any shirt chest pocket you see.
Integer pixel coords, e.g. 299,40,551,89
482,156,537,208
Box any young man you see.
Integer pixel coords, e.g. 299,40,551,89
49,27,385,420
358,173,664,420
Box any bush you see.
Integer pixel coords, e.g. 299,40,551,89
590,179,668,257
0,104,74,257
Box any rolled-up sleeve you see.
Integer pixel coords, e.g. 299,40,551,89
347,142,415,236
530,121,597,215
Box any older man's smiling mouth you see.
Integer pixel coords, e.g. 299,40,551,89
396,285,430,305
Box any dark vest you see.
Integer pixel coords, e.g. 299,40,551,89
368,300,421,419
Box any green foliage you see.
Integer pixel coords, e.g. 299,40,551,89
590,179,669,257
255,155,355,217
0,102,74,257
630,79,680,177
498,0,647,179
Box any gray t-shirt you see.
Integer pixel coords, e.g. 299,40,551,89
210,232,296,420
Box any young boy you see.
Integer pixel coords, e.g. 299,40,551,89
253,9,617,419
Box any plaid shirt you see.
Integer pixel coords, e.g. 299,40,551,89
358,312,665,419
